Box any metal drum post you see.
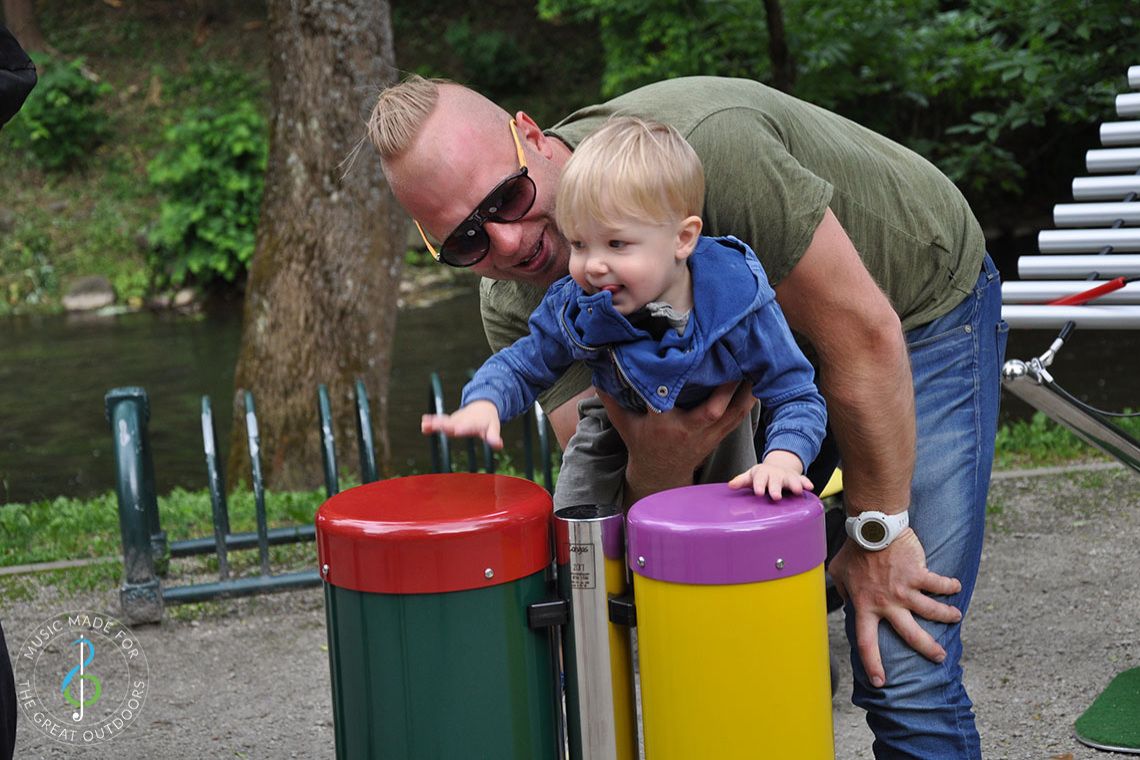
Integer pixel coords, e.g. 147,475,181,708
317,474,560,759
554,505,638,760
628,483,833,759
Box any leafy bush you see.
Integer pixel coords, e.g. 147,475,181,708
0,226,57,314
442,20,538,98
146,101,268,286
537,0,1140,221
5,54,112,171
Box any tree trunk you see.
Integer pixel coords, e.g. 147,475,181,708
762,0,795,93
228,0,406,491
2,0,47,52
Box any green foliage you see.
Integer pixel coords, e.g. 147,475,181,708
537,0,1140,219
146,101,268,286
442,20,538,98
994,410,1140,469
0,486,326,567
5,54,112,171
0,226,57,314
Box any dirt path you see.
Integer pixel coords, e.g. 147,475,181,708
7,465,1138,759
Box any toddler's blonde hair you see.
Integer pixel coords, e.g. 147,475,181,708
555,116,704,237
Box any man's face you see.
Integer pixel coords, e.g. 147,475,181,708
383,95,571,289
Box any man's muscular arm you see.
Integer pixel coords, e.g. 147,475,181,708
774,209,962,687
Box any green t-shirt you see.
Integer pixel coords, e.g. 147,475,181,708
482,76,986,414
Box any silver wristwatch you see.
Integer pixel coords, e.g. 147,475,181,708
845,510,910,551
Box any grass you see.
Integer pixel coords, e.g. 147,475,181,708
0,456,553,571
0,485,327,568
993,410,1140,470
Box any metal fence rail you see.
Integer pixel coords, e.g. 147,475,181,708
107,374,558,624
426,371,555,492
106,383,376,623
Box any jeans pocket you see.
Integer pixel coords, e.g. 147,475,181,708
995,320,1010,365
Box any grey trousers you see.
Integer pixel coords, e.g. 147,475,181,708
552,395,761,510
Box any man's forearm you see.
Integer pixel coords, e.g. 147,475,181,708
820,326,915,514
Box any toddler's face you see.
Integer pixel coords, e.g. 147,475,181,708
566,217,692,315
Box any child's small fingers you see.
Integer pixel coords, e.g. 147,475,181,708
801,476,815,491
728,472,750,489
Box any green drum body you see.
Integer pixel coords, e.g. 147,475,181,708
317,474,558,760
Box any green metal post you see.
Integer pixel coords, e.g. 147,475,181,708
104,387,163,625
354,379,379,484
318,384,340,497
427,372,451,473
533,402,554,493
200,395,231,580
243,390,271,576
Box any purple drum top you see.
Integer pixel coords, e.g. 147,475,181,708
627,483,825,585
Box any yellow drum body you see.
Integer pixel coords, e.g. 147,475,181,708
628,484,834,760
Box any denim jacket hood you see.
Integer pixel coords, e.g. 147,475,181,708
557,235,771,412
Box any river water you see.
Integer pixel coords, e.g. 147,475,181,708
2,274,1138,504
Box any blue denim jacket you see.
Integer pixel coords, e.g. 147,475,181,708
462,235,827,467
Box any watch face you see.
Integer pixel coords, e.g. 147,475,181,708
860,520,887,544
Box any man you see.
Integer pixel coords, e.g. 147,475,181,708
369,75,1007,757
1,24,37,760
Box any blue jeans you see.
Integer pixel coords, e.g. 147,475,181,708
845,254,1009,758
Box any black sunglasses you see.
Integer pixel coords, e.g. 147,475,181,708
414,119,537,268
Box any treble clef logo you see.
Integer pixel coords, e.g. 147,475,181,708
61,637,102,721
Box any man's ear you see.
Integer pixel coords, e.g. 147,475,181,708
675,215,703,260
514,111,554,158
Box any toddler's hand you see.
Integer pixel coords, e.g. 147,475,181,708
421,400,503,449
728,462,813,500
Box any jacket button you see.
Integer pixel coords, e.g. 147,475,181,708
656,385,669,397
587,307,593,314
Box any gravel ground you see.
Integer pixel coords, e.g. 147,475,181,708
6,463,1138,759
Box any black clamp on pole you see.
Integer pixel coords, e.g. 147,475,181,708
608,592,636,627
526,599,569,629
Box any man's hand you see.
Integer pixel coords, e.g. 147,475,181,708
421,400,503,449
599,380,756,505
828,528,963,688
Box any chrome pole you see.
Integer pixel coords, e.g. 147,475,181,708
554,505,638,760
1001,360,1140,474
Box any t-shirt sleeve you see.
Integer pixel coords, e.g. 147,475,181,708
479,277,593,413
686,108,834,286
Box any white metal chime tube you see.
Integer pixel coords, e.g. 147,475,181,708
1053,202,1140,227
1001,281,1140,304
1018,254,1140,279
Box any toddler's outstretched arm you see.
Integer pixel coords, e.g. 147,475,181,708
728,449,813,500
421,400,504,449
